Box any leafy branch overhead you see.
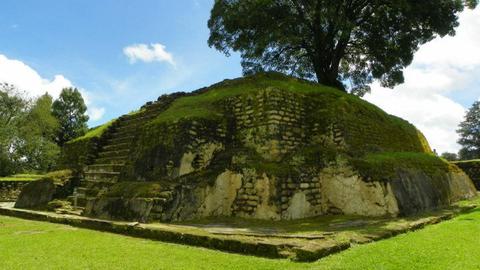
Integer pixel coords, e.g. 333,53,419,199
208,0,478,95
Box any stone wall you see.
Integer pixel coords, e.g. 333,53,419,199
454,160,480,190
0,181,30,202
229,88,311,161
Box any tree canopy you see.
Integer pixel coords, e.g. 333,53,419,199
0,85,60,175
458,101,480,160
208,0,478,95
52,88,89,146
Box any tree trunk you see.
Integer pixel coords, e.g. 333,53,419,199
314,67,346,92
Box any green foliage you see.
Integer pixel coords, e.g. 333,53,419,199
19,94,60,172
52,87,89,146
458,101,480,160
0,85,60,175
441,152,459,161
208,0,477,94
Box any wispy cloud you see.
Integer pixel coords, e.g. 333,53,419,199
123,43,175,66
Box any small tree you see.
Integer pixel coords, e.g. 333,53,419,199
208,0,478,95
458,101,480,160
52,88,89,146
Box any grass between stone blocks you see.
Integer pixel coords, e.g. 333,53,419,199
1,197,480,269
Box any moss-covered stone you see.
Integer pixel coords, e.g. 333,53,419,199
61,72,476,222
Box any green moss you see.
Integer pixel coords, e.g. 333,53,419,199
349,152,455,182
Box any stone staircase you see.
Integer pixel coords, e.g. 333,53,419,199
72,96,184,210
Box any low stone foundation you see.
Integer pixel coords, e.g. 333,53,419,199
0,181,30,202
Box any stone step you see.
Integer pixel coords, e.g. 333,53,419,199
86,163,125,172
111,128,138,138
107,135,135,145
75,187,87,194
120,108,163,123
84,173,120,183
98,149,130,159
85,171,121,177
115,122,143,132
95,155,128,164
102,143,130,152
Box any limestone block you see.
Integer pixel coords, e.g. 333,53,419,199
197,170,243,217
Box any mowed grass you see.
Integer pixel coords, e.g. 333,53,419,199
1,209,480,270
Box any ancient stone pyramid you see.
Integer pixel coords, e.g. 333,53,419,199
61,73,477,222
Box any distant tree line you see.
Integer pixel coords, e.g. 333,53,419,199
0,84,88,176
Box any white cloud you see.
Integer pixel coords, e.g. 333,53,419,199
0,54,73,99
0,54,105,122
364,7,480,154
123,43,175,66
87,107,105,121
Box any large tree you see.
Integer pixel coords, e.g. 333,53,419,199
458,101,480,160
52,88,89,146
208,0,478,95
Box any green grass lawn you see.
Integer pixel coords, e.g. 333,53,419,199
0,174,44,182
1,208,480,270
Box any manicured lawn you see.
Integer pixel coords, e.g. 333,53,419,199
1,208,480,269
0,174,43,182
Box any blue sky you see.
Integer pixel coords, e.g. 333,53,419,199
0,0,242,123
0,1,479,153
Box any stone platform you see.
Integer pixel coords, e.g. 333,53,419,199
1,198,477,262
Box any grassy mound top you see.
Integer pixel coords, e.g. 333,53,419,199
69,119,115,143
152,72,374,124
